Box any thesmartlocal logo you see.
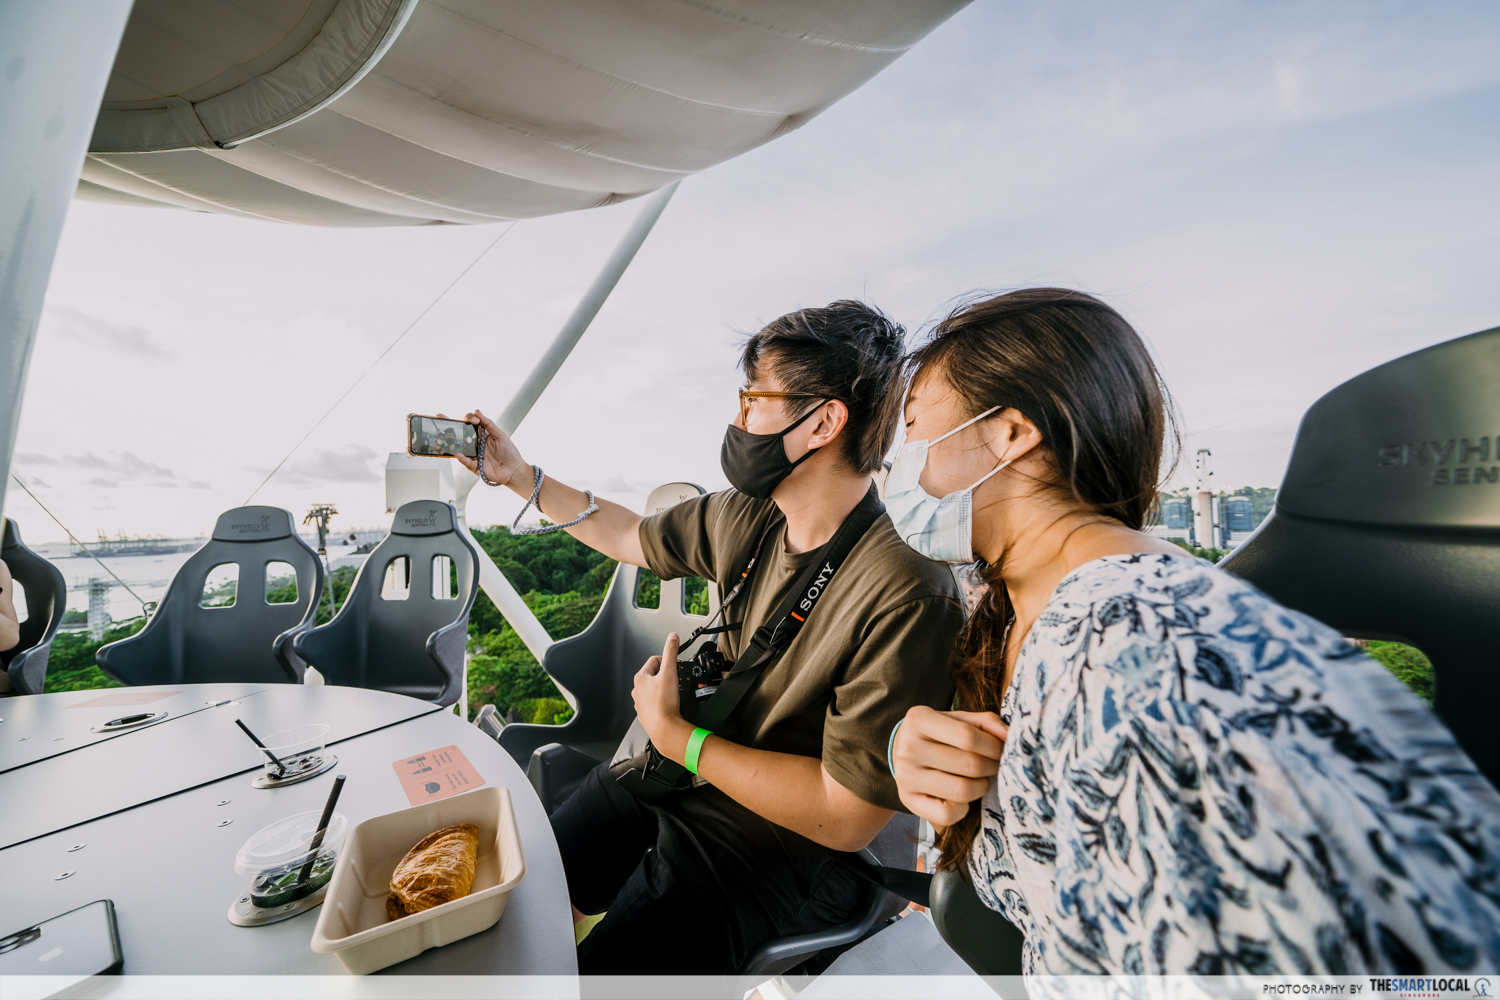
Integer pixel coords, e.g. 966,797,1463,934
1366,978,1488,998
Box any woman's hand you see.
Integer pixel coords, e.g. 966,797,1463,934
632,633,693,761
442,408,528,490
892,706,1008,829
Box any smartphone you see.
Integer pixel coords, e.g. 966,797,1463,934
407,414,478,459
0,900,123,978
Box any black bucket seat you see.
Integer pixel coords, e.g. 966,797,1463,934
96,506,323,686
293,500,476,706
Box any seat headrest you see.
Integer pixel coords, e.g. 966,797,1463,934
1278,326,1500,529
643,482,705,516
211,506,297,541
390,500,457,536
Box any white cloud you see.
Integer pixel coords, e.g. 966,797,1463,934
44,304,174,360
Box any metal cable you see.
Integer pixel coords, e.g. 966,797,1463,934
243,221,517,504
8,473,152,615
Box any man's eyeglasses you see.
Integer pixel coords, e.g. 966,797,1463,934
738,389,825,426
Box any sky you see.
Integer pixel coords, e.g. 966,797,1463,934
7,1,1500,542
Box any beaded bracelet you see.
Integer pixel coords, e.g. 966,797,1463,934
475,423,599,534
509,463,598,536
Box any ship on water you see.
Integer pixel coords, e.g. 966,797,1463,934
67,531,205,559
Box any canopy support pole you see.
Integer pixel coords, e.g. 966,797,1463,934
0,2,132,519
454,183,680,687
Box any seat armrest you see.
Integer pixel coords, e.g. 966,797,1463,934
291,611,348,664
6,645,51,695
738,847,887,976
474,704,503,741
426,619,469,707
271,625,310,681
929,867,1026,975
94,625,158,686
526,742,602,816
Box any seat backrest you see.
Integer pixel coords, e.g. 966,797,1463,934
293,500,477,705
2,518,69,694
500,482,712,765
95,506,323,686
1220,325,1500,783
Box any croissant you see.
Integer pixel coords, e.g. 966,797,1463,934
386,823,480,920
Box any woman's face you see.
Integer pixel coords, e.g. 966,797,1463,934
902,369,1009,498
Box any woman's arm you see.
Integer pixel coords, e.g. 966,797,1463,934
0,559,20,652
633,634,895,852
890,705,1008,829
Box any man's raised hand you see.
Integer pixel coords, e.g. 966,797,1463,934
442,408,527,491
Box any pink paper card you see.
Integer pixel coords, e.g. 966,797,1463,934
66,690,183,709
393,744,485,806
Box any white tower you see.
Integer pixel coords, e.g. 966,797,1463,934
87,576,111,640
1193,448,1217,550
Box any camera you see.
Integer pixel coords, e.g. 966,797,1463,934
677,642,730,718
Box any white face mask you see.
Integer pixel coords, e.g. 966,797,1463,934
885,405,1011,564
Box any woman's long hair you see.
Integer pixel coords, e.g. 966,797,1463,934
892,288,1178,869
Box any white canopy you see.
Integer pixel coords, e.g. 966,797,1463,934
78,0,967,226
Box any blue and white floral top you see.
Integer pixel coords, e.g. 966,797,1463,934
971,552,1500,975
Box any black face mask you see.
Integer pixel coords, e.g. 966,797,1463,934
720,404,824,499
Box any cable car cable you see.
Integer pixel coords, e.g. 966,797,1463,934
242,221,517,505
8,473,153,616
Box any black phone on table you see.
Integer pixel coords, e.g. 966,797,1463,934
0,899,123,977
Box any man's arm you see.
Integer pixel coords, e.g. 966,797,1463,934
634,634,894,852
450,408,647,567
0,559,20,653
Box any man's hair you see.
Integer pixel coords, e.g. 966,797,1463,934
740,300,906,475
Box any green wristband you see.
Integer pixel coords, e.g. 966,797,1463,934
684,727,712,776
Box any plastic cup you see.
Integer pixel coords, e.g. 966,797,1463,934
235,809,348,909
258,724,329,780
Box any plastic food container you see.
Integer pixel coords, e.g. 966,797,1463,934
310,785,526,974
235,810,348,909
258,724,330,780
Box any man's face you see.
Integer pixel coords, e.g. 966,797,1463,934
737,371,832,467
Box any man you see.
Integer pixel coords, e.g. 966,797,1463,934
457,301,965,973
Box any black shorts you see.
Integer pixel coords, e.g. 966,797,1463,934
550,761,867,974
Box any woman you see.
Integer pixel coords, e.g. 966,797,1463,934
887,288,1500,975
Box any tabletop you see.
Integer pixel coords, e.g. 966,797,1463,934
0,682,273,774
0,684,579,981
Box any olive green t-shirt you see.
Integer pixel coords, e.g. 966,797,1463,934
638,489,965,812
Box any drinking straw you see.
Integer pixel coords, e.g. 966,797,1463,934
234,718,288,776
296,775,346,888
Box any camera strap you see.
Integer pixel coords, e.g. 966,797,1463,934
647,483,885,789
673,517,784,653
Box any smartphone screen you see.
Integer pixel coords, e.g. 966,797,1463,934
0,899,123,977
408,415,478,459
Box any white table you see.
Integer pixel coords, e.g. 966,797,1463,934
0,684,578,980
